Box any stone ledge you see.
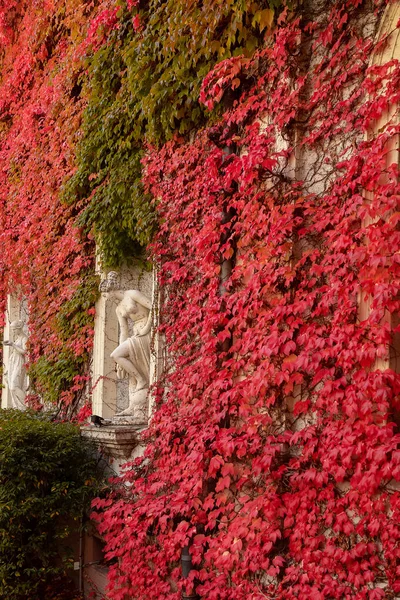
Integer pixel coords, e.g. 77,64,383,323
81,424,145,460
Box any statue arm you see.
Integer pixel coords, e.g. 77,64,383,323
137,310,152,337
3,341,26,355
13,344,26,355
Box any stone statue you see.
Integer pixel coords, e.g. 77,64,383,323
2,320,28,410
99,272,152,422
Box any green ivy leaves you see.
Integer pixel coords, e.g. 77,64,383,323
66,0,280,266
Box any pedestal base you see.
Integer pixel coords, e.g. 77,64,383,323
112,415,147,426
114,386,149,425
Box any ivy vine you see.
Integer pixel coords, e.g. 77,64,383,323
65,0,283,266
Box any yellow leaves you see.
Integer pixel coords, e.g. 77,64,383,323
252,8,274,32
260,8,275,31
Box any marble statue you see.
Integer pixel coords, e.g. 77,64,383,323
3,320,28,410
100,272,152,422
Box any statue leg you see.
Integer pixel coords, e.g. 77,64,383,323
110,341,147,390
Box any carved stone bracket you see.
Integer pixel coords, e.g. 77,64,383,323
81,425,145,461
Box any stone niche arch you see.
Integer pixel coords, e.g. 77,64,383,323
91,264,154,421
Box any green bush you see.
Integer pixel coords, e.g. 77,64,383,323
0,410,101,600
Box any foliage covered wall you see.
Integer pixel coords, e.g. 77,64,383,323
1,0,400,598
94,0,400,599
0,0,99,412
0,0,275,412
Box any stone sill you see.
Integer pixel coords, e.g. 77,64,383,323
81,424,145,459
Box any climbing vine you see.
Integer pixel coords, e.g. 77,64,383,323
65,0,284,266
92,1,400,598
0,0,280,412
0,0,101,413
1,0,400,598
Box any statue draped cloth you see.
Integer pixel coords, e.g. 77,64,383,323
127,332,150,389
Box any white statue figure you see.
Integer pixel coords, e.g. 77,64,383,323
3,320,28,410
100,272,152,421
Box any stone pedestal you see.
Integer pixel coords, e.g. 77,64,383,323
81,424,146,474
113,386,149,424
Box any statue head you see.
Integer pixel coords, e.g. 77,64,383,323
10,320,24,331
99,271,120,293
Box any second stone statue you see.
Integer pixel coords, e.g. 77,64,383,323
100,271,152,424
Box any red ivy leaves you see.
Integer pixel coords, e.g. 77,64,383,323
1,0,399,597
93,1,400,599
0,0,117,408
200,56,251,111
85,7,120,51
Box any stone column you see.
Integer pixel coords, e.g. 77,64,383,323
148,268,165,418
91,293,119,419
